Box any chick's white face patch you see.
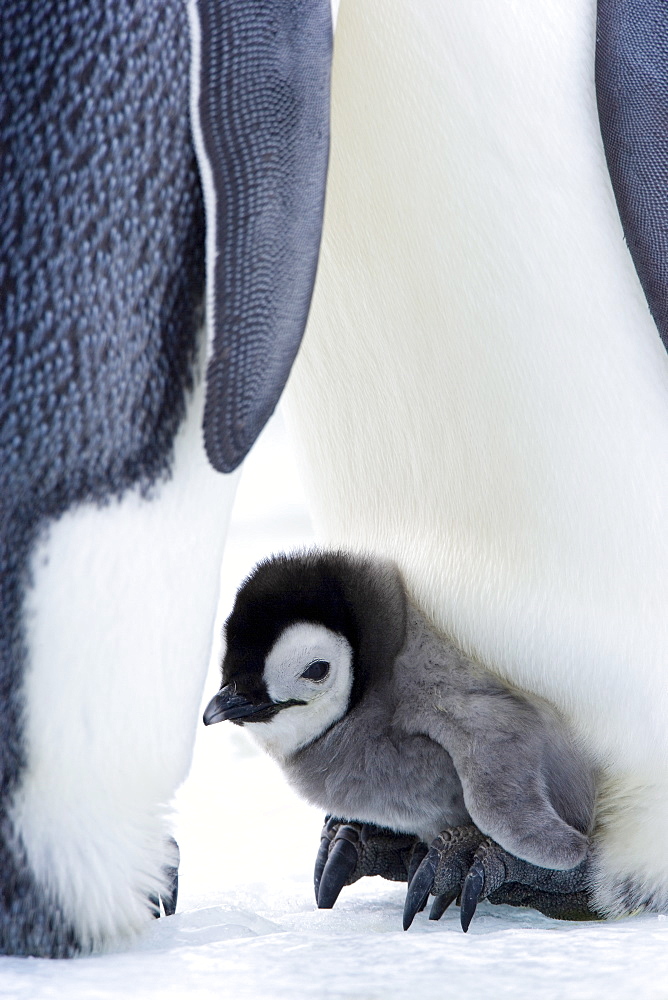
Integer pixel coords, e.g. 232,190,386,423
249,622,353,759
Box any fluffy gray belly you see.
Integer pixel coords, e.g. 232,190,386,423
286,727,470,844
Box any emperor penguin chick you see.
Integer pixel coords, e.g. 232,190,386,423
204,550,598,927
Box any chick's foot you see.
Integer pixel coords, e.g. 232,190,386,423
404,825,599,932
314,816,426,909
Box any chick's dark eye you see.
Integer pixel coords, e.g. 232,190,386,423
301,659,330,682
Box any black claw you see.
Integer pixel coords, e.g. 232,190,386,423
403,850,437,931
161,865,179,917
317,835,359,909
407,842,429,886
429,890,457,922
314,816,338,903
314,835,332,903
160,836,180,917
460,859,485,933
409,845,430,914
148,892,160,919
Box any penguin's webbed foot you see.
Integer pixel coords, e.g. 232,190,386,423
314,816,426,909
404,826,599,932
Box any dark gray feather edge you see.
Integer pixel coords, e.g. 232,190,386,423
193,0,332,472
596,0,668,353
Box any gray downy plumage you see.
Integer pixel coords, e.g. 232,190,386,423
204,551,596,876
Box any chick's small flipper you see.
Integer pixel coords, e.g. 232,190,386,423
429,674,596,871
404,825,599,932
314,817,426,909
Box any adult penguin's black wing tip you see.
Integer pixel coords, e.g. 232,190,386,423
189,0,333,473
596,0,668,357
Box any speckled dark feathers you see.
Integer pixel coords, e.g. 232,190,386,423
1,2,204,512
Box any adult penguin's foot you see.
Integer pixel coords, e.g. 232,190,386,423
149,836,180,918
314,817,426,909
404,826,600,932
161,836,180,917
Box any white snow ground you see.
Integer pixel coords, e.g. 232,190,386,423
2,414,668,1000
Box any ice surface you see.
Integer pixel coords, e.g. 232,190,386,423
2,412,667,1000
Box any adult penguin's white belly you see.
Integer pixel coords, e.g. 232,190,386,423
10,358,236,951
284,0,668,916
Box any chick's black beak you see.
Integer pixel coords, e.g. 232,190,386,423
203,684,277,726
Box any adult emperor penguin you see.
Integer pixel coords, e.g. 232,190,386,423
0,1,331,955
282,2,668,918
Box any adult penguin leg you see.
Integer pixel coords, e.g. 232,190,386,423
1,0,331,955
1,0,216,953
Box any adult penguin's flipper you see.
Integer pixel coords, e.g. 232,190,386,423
596,0,668,352
189,1,332,473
